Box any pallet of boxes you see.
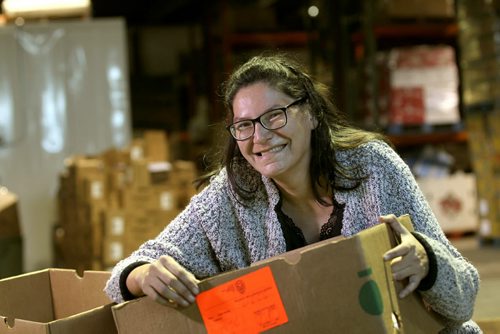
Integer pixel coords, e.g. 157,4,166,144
458,0,500,245
54,130,199,272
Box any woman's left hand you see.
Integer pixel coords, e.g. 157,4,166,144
380,214,429,299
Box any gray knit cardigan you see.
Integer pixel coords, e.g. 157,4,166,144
105,140,481,333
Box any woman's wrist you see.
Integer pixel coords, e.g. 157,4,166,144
411,232,438,291
119,261,150,301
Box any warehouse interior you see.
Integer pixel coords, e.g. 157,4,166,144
0,0,499,331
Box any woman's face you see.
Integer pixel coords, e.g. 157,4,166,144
232,82,315,182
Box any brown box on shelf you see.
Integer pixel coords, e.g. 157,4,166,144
65,156,107,203
121,185,179,212
112,215,444,334
102,237,126,267
100,147,131,169
388,45,460,126
129,160,174,188
417,173,479,234
476,318,500,333
102,208,127,239
0,269,116,334
172,160,198,208
143,130,170,162
384,0,455,18
460,34,499,63
81,175,107,206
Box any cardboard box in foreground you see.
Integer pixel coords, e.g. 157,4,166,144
112,215,445,333
0,269,116,334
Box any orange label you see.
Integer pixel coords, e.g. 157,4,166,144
197,266,288,334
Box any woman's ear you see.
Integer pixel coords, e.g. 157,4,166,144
309,113,319,129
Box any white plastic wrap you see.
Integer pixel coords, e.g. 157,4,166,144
0,18,131,271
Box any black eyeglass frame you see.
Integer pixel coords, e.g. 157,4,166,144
227,96,307,141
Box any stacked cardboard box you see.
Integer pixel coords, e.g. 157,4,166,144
361,45,461,129
465,113,500,242
380,0,455,19
457,0,500,242
417,172,478,234
55,130,199,271
457,0,500,107
0,188,23,279
387,45,460,126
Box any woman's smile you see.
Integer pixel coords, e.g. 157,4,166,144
255,144,287,157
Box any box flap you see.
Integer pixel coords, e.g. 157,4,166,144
0,269,116,334
0,269,54,323
48,269,112,319
0,317,49,334
48,304,117,334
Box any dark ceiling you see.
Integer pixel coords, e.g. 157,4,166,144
90,0,212,25
0,0,340,29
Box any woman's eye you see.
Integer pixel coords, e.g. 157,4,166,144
236,121,252,131
266,110,283,122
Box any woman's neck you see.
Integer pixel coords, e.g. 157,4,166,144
274,176,331,208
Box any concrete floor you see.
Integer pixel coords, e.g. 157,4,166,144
450,236,500,322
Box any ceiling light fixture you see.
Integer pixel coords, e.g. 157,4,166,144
2,0,91,19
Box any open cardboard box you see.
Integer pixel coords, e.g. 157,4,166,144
0,269,116,334
112,215,445,333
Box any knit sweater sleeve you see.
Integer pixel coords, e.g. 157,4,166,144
374,142,479,323
359,141,480,325
104,170,232,303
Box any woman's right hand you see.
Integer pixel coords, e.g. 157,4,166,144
126,255,200,308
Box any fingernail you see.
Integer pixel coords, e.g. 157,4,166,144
188,295,195,303
181,300,189,307
193,286,199,294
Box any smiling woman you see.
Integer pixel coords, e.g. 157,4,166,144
105,53,481,333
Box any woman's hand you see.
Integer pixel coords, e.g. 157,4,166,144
380,214,429,299
126,255,200,308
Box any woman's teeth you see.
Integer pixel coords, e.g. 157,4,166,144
259,145,284,156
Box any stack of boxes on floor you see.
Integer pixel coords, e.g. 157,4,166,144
55,130,198,272
457,0,500,244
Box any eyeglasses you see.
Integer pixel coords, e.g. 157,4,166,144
227,97,306,141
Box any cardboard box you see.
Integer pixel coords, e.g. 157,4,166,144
143,130,169,162
388,45,460,126
112,215,444,333
0,269,116,334
384,0,455,18
476,318,500,333
417,173,479,234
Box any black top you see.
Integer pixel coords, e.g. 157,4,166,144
276,197,345,251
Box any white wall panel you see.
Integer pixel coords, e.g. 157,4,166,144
0,18,131,271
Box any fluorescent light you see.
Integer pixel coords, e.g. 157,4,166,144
2,0,91,18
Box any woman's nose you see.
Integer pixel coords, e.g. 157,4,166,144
253,122,272,142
